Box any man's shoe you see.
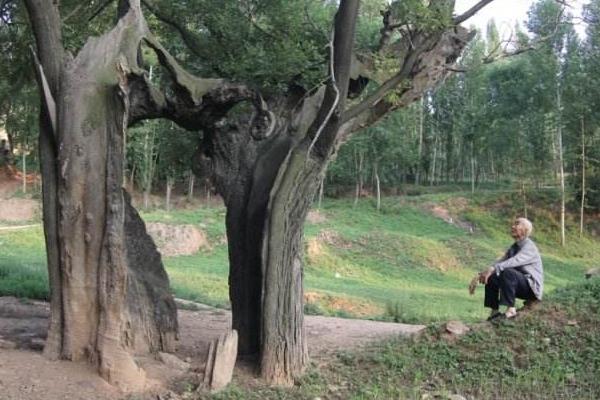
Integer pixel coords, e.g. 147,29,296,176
487,311,503,321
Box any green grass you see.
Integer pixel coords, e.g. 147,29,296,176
189,277,600,399
0,225,48,300
1,192,598,324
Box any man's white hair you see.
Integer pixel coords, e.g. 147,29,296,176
517,217,533,237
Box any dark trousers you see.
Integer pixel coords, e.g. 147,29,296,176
485,269,536,309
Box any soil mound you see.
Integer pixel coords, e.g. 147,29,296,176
146,222,209,257
307,210,327,224
0,198,39,222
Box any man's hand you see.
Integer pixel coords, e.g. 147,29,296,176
478,267,495,285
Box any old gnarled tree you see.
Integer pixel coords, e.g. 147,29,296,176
26,0,493,388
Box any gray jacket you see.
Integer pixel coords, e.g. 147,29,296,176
494,237,544,300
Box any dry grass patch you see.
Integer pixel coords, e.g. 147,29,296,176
304,291,384,317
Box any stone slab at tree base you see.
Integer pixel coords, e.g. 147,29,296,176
158,352,191,372
445,321,470,336
201,330,238,392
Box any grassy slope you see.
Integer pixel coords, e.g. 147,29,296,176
0,191,598,324
200,278,600,400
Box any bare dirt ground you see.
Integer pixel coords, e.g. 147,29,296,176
0,198,39,222
0,297,424,400
0,169,40,222
0,170,19,200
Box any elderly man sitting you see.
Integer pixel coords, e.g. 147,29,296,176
478,217,544,320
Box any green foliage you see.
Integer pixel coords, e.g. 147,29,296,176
388,0,453,33
147,0,335,92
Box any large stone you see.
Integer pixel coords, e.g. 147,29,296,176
158,352,191,371
445,320,470,336
202,330,238,392
0,338,17,349
585,267,600,279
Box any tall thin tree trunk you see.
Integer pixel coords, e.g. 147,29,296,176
21,145,26,194
205,182,211,205
521,181,528,219
317,176,324,209
416,98,424,186
129,163,136,189
557,87,566,246
142,126,157,209
353,149,363,207
166,176,174,212
187,170,195,201
470,142,475,194
430,133,438,186
580,116,586,237
374,162,381,211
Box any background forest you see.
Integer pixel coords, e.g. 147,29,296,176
2,0,600,226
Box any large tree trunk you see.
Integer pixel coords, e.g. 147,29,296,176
54,39,177,391
27,1,177,390
205,119,296,357
260,143,323,385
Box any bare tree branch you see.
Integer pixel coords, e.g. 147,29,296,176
88,0,116,22
453,0,495,25
343,26,474,136
482,3,567,64
30,46,57,135
308,30,339,156
342,35,430,123
61,3,85,23
140,0,206,59
305,0,359,158
24,0,63,95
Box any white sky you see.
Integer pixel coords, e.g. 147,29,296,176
454,0,588,39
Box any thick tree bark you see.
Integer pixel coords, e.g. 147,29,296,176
260,143,322,385
27,1,177,390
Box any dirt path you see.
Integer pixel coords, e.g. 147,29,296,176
0,297,424,400
0,224,40,231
